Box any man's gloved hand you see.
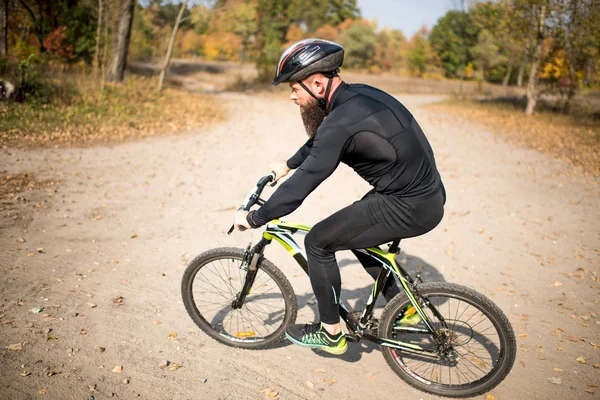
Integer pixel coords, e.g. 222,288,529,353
234,210,251,231
270,161,291,182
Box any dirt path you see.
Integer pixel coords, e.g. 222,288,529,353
1,91,598,400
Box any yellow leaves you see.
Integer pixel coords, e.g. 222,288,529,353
590,342,600,349
314,368,327,373
5,343,22,351
323,378,337,385
577,356,587,364
485,395,496,400
169,363,183,371
112,366,123,373
553,281,563,287
554,368,563,373
168,332,178,341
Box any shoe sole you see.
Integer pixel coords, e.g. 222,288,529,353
285,332,348,355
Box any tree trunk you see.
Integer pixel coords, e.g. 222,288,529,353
157,0,187,93
525,40,543,115
101,0,109,89
107,0,135,83
0,0,7,57
525,4,546,116
93,0,103,78
503,57,513,87
517,58,525,87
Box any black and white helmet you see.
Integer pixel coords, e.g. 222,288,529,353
272,38,344,86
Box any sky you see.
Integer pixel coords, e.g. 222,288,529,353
356,0,460,38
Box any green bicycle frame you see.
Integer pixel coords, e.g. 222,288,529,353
249,218,440,355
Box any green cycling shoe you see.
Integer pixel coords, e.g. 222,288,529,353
285,322,348,355
394,305,422,327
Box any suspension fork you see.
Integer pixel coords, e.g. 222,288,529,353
233,238,270,309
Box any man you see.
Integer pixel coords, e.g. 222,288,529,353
234,39,445,355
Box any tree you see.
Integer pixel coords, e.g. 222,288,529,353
339,19,377,69
107,0,136,82
93,0,103,77
429,10,479,78
375,28,405,71
157,0,187,92
407,29,433,77
0,0,7,56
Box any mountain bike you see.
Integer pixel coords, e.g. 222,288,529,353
181,174,516,397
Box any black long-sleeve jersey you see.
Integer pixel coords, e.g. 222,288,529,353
250,82,443,227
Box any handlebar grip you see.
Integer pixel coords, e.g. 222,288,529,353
227,224,235,235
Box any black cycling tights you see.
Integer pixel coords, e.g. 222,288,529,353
305,186,446,324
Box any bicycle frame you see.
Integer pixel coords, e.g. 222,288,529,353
242,218,443,356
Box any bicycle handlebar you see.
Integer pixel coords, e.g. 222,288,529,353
227,173,277,234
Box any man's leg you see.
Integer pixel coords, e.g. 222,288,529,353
285,189,445,354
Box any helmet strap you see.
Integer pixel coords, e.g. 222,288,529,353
298,71,337,112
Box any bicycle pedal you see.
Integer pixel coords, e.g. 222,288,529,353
344,334,360,343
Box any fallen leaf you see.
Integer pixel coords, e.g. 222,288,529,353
594,364,600,369
556,347,564,351
37,248,45,253
590,342,600,349
548,377,562,385
152,320,160,325
38,389,47,395
6,343,22,351
112,366,123,373
519,333,528,338
80,328,89,335
554,368,563,373
16,237,26,243
365,373,378,381
121,378,130,384
20,371,31,377
314,368,327,373
587,389,596,394
485,395,495,400
169,363,182,371
305,381,314,389
323,378,337,385
168,332,177,341
159,360,170,369
589,384,598,388
30,307,44,313
130,234,138,239
87,303,97,308
577,356,587,364
553,281,563,287
268,391,279,398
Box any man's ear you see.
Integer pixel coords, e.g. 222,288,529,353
312,75,326,96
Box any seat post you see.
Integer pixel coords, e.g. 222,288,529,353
388,239,401,254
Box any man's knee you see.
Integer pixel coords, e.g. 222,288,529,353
305,223,331,256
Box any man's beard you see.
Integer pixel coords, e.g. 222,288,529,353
300,98,326,138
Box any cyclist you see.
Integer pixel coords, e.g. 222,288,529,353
234,39,446,355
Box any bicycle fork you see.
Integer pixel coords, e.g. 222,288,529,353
233,239,269,309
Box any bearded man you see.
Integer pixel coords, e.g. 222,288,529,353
234,39,446,355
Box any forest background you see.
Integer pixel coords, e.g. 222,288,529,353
0,0,598,174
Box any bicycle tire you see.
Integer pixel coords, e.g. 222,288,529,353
379,282,516,397
181,247,297,349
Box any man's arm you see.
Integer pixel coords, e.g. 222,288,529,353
286,138,314,169
248,127,347,227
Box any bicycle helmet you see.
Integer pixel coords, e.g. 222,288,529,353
273,38,344,110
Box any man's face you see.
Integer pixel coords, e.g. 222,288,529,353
289,81,327,139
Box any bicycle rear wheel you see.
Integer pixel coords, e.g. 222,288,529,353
379,282,516,398
181,247,297,349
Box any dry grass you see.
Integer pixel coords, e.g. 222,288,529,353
427,99,600,176
0,72,223,148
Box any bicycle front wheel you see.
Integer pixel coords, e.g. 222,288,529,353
181,247,297,349
379,282,516,398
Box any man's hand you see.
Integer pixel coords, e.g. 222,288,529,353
270,161,291,182
234,210,251,231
